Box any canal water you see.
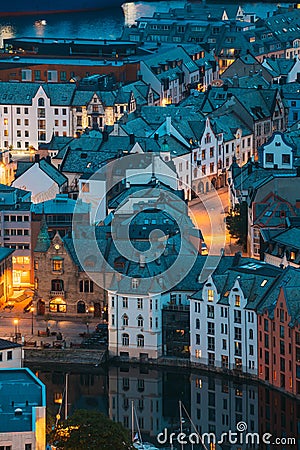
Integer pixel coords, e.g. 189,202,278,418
27,363,300,449
0,2,280,47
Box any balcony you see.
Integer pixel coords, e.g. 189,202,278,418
50,290,65,298
164,304,190,311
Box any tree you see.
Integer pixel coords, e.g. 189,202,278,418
48,409,134,450
226,202,248,251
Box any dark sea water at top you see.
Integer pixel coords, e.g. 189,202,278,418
0,1,280,47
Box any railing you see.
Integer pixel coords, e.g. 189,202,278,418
163,304,190,311
50,290,65,298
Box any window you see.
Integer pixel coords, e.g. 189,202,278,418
137,334,144,347
249,329,253,340
265,153,274,163
132,278,139,288
196,334,200,345
137,298,143,309
38,98,45,107
7,351,12,360
122,333,129,346
207,322,215,335
234,310,241,323
207,289,214,302
208,336,215,351
51,279,64,292
137,315,144,327
25,445,32,450
234,327,242,341
221,323,228,334
207,305,214,318
122,297,128,308
196,318,200,329
52,259,63,272
79,280,94,293
282,154,290,164
123,314,128,326
235,295,241,307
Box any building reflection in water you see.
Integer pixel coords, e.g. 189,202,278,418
29,364,300,449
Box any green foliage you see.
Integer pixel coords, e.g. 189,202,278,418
48,409,134,450
226,202,248,251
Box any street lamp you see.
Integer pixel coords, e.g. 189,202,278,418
13,319,18,341
30,306,34,335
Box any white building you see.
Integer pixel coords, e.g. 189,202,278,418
0,339,23,368
258,131,294,170
0,82,75,151
190,259,281,375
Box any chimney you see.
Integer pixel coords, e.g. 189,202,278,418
129,133,135,145
166,116,171,135
154,133,159,141
232,251,242,267
139,254,145,268
102,130,109,142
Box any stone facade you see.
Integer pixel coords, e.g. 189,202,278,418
34,229,105,318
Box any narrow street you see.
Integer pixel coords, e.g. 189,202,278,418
189,186,243,256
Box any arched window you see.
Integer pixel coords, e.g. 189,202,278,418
77,300,85,314
122,333,129,346
123,314,129,327
49,298,66,313
137,334,144,347
137,315,144,327
196,318,200,329
38,97,45,106
51,279,64,291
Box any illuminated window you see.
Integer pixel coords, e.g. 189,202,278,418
52,259,63,272
54,392,63,404
235,295,241,307
208,289,214,302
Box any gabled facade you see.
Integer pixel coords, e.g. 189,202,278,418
34,227,105,318
190,259,282,376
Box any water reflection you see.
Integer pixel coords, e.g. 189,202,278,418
28,363,300,449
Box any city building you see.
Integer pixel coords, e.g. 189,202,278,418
33,223,105,317
0,367,46,450
263,225,300,268
12,157,68,203
190,255,282,375
31,193,90,238
257,266,300,395
0,339,23,368
0,248,14,307
258,132,295,170
0,185,33,287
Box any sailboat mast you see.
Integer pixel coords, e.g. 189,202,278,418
131,400,135,443
65,372,69,420
179,401,184,450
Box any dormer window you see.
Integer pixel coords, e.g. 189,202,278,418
235,295,241,307
208,289,214,302
132,278,139,289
